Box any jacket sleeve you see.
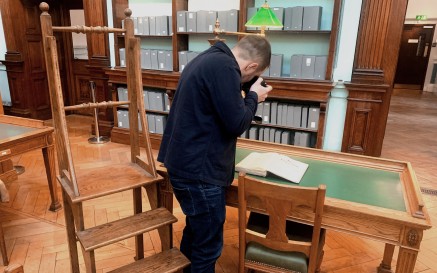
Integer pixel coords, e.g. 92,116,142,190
209,65,258,137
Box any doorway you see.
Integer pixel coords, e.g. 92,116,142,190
394,24,435,89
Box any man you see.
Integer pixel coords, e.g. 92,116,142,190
158,35,272,273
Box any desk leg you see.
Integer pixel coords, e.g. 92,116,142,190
395,247,419,273
42,144,61,211
378,243,394,273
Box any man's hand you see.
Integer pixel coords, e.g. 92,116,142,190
250,77,273,103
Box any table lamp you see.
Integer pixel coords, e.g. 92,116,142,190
209,0,283,45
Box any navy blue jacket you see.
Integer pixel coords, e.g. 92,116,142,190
157,42,258,186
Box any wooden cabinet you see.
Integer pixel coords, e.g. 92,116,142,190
107,0,340,149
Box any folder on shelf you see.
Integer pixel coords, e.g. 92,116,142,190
149,16,156,35
187,12,197,32
158,50,166,70
249,127,258,140
308,106,320,129
274,129,282,144
147,114,156,133
301,106,309,128
291,6,304,30
133,17,139,35
263,128,270,142
119,48,126,67
141,49,152,69
277,103,283,125
281,103,288,126
164,51,173,71
262,101,271,123
303,6,322,31
269,128,276,143
300,132,311,147
270,54,283,77
143,89,150,110
142,16,150,35
187,51,199,63
177,11,187,32
227,9,239,32
293,105,302,128
294,132,301,146
137,17,143,35
179,51,189,71
284,7,293,30
286,105,294,127
281,131,291,145
155,115,167,134
246,7,258,31
258,128,264,141
270,102,278,125
150,50,159,70
168,16,173,35
156,15,169,36
314,56,328,80
290,55,303,78
268,7,284,30
301,55,316,79
164,93,170,112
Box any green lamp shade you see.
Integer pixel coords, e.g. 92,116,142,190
245,6,283,28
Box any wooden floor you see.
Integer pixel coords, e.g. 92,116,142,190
1,89,437,273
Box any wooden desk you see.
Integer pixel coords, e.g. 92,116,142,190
0,115,61,211
156,139,432,273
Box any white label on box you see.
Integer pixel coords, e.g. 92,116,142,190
264,116,268,122
160,63,164,69
178,27,184,31
118,122,122,127
189,13,193,19
306,58,312,66
209,25,213,31
121,60,125,66
181,64,185,70
310,122,316,128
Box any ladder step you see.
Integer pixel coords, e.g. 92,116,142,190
77,207,176,252
107,248,190,273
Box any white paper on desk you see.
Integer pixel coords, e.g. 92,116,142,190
235,152,309,183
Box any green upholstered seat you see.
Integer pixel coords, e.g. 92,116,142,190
245,212,326,273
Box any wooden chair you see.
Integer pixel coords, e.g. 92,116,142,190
238,173,326,273
39,2,189,273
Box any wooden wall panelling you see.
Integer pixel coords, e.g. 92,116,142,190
342,83,389,156
344,0,409,156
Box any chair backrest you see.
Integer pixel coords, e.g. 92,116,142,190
39,2,157,197
238,172,326,273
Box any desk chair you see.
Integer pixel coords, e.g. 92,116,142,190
40,2,189,273
238,173,326,273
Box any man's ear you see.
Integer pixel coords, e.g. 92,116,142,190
245,63,259,72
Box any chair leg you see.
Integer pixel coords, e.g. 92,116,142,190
0,223,9,266
81,245,97,273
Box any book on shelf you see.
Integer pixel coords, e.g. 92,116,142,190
235,152,309,183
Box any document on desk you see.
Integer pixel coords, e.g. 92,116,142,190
236,152,308,183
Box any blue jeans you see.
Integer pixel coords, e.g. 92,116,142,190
169,173,227,273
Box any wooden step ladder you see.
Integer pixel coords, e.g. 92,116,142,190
39,2,189,273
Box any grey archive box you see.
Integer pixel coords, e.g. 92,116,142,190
301,106,309,128
308,106,320,129
301,55,316,79
168,16,173,35
246,7,258,30
277,103,283,125
149,16,156,35
137,17,144,35
291,6,303,30
248,127,258,140
314,56,327,80
286,105,294,127
147,114,156,133
197,11,216,33
263,128,270,142
258,128,264,141
141,49,152,69
164,93,170,112
268,7,284,30
227,10,239,32
119,48,126,67
157,50,173,71
290,55,303,78
293,105,302,128
270,102,278,125
303,6,322,31
262,101,271,123
187,12,197,32
178,51,189,71
270,54,283,77
217,11,227,31
133,17,139,35
150,50,159,70
284,7,293,30
155,115,167,134
187,51,199,63
156,16,169,36
142,17,150,35
177,11,187,32
143,89,150,109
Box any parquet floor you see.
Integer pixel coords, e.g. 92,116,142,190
1,89,437,272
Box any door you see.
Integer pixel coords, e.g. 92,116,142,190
394,24,435,88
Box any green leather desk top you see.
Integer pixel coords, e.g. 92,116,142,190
236,148,406,212
0,123,37,140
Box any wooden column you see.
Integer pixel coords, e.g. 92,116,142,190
343,0,409,156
